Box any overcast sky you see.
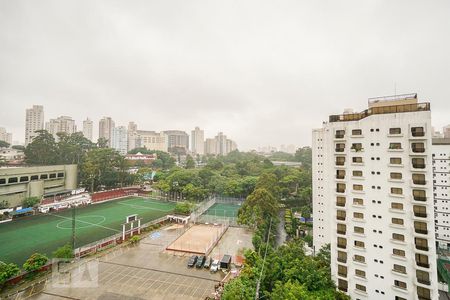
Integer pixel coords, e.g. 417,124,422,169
1,0,449,150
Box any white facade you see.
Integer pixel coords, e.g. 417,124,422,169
312,94,438,300
45,116,77,140
82,118,93,141
135,130,168,152
112,126,128,155
432,138,450,250
25,105,44,146
205,138,217,155
191,127,205,155
215,132,227,155
127,122,138,151
98,117,115,147
0,127,12,145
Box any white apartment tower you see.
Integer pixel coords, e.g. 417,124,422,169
45,116,77,139
25,105,44,146
127,122,138,151
98,117,115,147
112,126,128,155
312,94,438,300
0,127,12,145
432,138,450,250
191,127,205,155
83,118,93,141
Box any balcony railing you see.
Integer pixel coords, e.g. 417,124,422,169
415,229,428,235
337,230,346,235
417,262,429,268
336,148,345,152
329,101,430,123
413,163,426,169
336,174,345,179
412,147,425,153
417,278,431,285
335,134,345,139
337,216,346,221
336,161,345,166
413,179,426,185
414,212,427,218
336,202,345,207
338,272,347,277
416,245,429,251
336,188,346,193
412,130,425,137
337,244,346,249
337,257,347,263
414,196,427,202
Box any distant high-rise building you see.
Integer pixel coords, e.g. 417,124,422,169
98,117,115,147
215,132,227,155
443,124,450,138
83,118,93,141
163,130,189,151
226,138,237,153
25,105,44,146
432,138,450,250
191,127,204,155
134,130,168,152
312,94,438,300
45,116,77,140
127,122,138,151
0,127,12,145
204,138,217,155
112,126,128,155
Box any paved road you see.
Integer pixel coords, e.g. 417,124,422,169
276,210,287,247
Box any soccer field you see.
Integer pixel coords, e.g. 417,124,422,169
0,197,176,265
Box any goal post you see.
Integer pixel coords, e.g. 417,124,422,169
122,214,142,240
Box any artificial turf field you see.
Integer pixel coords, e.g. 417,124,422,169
203,203,241,218
0,197,176,265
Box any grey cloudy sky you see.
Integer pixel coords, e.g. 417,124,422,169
1,0,450,150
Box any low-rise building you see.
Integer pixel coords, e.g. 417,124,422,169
0,165,77,207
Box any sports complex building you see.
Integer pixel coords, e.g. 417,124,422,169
0,164,77,207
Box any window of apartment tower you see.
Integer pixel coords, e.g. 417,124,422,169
392,233,405,242
389,142,402,150
391,202,404,210
389,128,401,135
352,157,363,163
393,248,405,257
391,187,403,195
390,172,402,180
353,198,363,206
390,157,402,165
392,218,404,225
417,287,431,300
352,129,362,136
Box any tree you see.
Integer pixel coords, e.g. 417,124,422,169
0,140,10,148
23,253,48,272
185,155,195,169
24,130,58,165
11,145,25,151
174,202,194,215
238,188,278,228
22,197,40,208
0,200,9,209
0,262,20,285
53,244,74,259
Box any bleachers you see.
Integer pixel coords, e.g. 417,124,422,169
91,187,145,202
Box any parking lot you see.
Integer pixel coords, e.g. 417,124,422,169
29,225,224,300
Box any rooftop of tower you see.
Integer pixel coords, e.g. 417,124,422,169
329,93,430,123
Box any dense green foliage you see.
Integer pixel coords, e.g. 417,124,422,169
128,148,176,169
0,141,10,148
22,253,48,272
22,197,40,208
24,130,135,191
0,262,20,285
222,241,348,299
173,202,195,215
153,151,311,204
52,244,74,259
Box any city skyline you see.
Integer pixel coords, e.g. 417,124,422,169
1,1,450,150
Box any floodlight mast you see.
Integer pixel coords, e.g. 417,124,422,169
71,206,76,250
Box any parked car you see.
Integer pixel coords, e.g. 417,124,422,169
203,257,212,269
196,255,206,268
187,255,198,268
210,259,220,273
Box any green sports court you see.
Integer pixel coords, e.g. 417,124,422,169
0,197,176,265
203,202,241,218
